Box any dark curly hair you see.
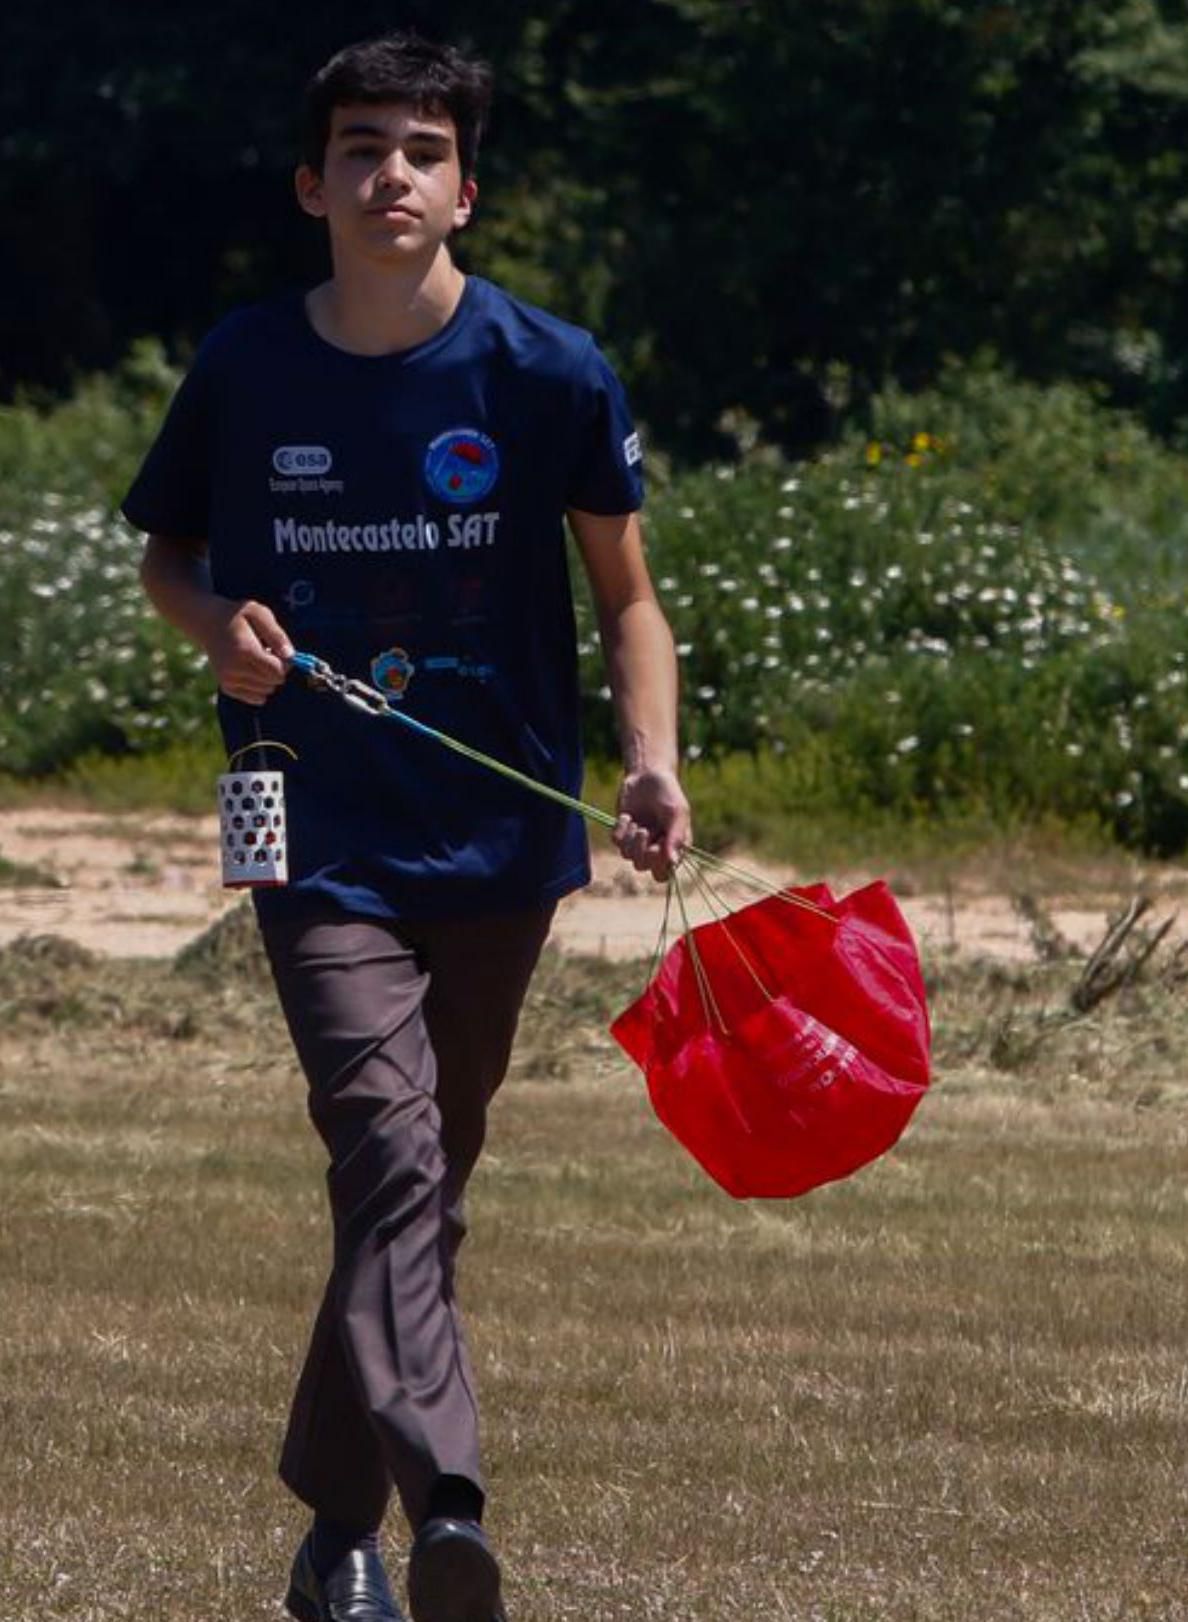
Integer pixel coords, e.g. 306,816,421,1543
302,32,493,177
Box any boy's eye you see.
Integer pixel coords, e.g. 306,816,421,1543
342,144,443,166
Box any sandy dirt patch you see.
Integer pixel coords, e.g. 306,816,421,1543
1,808,1181,963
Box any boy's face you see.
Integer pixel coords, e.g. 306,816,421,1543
296,102,477,265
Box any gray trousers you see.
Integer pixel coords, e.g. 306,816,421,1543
260,904,555,1532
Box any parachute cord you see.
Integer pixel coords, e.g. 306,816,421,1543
673,867,728,1035
685,855,775,1006
287,651,839,924
683,846,837,922
645,873,675,991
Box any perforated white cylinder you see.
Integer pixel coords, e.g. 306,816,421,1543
217,770,288,888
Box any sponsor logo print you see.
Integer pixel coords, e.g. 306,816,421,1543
423,654,495,684
270,475,345,495
424,428,500,505
370,646,416,700
273,512,500,555
281,579,316,611
270,444,343,494
273,445,333,476
623,431,642,468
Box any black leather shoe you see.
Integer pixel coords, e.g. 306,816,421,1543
407,1517,504,1622
285,1533,408,1622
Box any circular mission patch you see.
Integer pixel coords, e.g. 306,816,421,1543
423,428,500,505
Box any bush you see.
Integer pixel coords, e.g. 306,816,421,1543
575,365,1188,851
0,343,219,774
4,354,1188,852
859,355,1188,590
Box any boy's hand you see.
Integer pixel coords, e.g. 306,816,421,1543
203,598,295,706
613,768,692,881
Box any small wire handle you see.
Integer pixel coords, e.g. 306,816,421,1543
225,739,299,771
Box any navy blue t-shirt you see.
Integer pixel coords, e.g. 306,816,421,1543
122,276,644,919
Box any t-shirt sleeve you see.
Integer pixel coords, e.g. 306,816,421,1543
565,340,645,514
120,337,220,539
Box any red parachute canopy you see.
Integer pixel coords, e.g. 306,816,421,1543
611,879,931,1199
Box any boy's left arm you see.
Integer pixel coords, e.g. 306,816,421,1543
568,509,692,880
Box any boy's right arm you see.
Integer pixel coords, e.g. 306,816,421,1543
140,536,294,707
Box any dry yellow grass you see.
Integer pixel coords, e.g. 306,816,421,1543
0,922,1185,1620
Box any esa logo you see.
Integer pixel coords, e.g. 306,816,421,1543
272,445,333,476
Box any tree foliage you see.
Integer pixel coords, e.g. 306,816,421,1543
4,1,1188,452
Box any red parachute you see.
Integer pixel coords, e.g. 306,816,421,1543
285,647,931,1200
611,877,931,1199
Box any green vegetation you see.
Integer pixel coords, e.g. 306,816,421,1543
9,4,1188,456
6,3,1188,858
6,355,1187,854
579,362,1188,853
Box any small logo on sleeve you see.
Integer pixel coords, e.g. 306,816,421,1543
623,431,642,468
424,428,500,505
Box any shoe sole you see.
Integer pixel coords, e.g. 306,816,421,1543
283,1584,320,1622
408,1530,500,1622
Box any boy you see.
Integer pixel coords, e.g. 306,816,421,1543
124,31,690,1622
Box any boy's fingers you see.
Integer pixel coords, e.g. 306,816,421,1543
614,791,693,880
626,826,660,870
241,599,295,660
222,672,279,702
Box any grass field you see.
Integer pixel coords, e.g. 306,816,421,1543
0,916,1186,1620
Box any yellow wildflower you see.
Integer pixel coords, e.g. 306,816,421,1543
865,442,883,466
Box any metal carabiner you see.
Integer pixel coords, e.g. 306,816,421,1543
340,678,393,718
287,649,392,717
287,650,332,687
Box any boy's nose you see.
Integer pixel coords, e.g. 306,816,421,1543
378,151,412,189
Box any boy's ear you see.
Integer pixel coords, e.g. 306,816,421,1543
295,164,327,219
454,177,478,231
